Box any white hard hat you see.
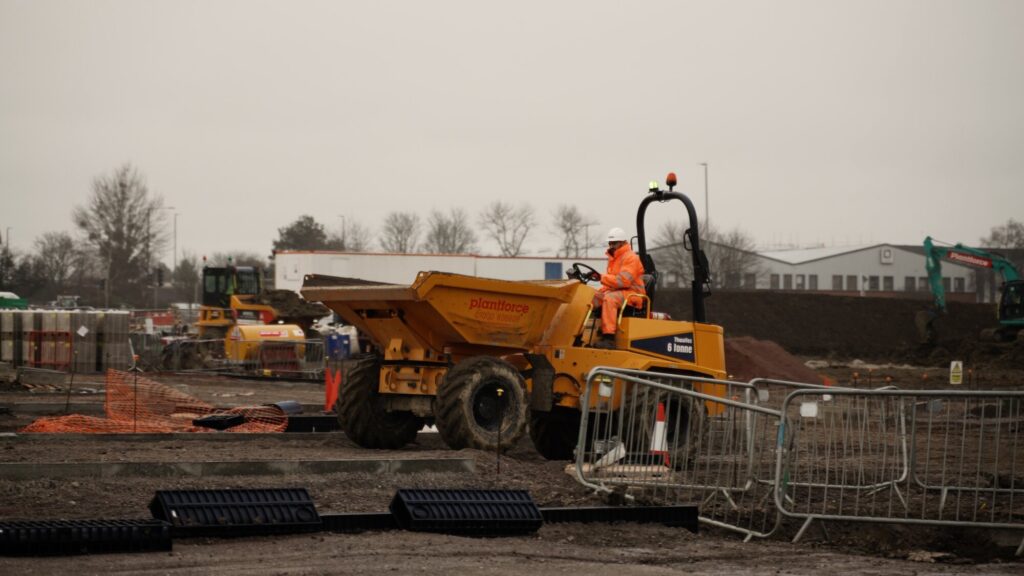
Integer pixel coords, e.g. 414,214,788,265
607,227,628,242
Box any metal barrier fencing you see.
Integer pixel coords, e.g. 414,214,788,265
573,369,1024,554
775,389,1024,553
575,367,785,540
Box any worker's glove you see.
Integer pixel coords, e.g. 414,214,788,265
588,271,601,282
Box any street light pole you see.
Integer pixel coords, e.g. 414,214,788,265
699,162,709,232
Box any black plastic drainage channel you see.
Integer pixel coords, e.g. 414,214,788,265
150,488,322,537
0,519,172,556
389,488,543,535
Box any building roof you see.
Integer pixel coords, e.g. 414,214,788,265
751,244,890,264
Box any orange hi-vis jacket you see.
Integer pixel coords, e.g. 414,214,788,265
599,243,646,298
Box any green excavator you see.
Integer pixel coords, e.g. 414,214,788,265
917,236,1024,344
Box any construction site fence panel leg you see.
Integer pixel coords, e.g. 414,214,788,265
574,367,785,541
774,388,1024,552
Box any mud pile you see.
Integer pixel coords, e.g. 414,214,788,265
724,336,824,382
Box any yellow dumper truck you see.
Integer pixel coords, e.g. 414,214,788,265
301,174,727,459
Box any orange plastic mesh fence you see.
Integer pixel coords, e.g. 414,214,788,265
19,370,287,434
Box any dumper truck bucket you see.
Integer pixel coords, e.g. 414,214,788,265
301,272,583,355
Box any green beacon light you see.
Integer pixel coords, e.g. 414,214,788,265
648,180,659,192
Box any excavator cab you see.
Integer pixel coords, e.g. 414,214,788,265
998,280,1024,325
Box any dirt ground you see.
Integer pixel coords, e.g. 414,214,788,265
2,364,1022,574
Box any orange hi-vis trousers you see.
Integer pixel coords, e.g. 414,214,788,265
592,290,629,335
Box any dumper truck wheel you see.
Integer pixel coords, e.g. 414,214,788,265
337,354,423,449
436,356,527,452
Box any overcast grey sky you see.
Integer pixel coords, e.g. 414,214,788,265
2,0,1022,265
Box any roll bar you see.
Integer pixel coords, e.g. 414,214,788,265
635,179,710,323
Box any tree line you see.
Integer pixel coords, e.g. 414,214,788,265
272,204,596,258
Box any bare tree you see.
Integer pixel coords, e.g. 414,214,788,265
423,209,477,254
654,222,762,289
327,220,373,252
73,164,167,307
980,218,1024,249
33,232,81,296
479,201,534,256
552,205,598,258
380,212,422,253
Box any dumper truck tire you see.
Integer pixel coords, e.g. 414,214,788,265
337,353,423,449
436,356,528,452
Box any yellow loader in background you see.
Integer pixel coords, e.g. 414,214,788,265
163,263,326,374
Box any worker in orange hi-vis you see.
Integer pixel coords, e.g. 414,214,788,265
591,227,646,349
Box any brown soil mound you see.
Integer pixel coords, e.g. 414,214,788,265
724,336,823,383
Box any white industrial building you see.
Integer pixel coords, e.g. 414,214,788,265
755,244,972,295
274,250,606,292
651,242,979,301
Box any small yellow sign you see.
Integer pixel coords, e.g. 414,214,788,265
949,360,963,385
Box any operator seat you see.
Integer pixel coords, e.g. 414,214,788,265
622,255,658,318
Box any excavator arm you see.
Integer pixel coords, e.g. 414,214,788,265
924,236,1021,313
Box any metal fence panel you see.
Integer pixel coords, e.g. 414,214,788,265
775,389,1024,545
574,368,784,540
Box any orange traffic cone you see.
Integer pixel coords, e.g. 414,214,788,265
650,402,670,467
324,369,341,412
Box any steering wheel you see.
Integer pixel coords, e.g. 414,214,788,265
567,262,601,284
